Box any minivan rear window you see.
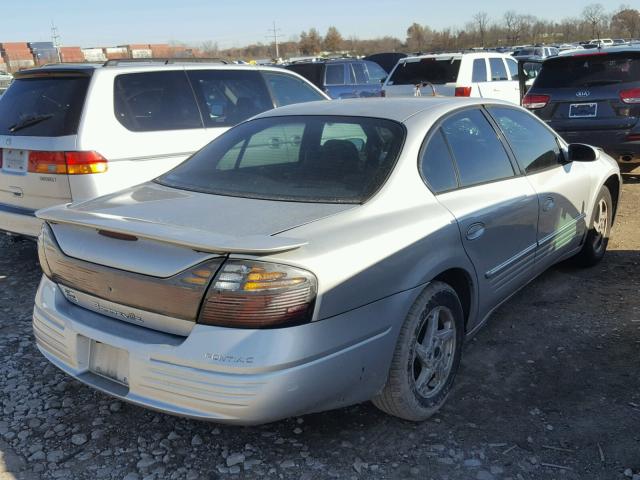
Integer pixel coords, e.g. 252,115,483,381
157,115,405,204
535,52,640,88
0,75,90,136
388,58,461,85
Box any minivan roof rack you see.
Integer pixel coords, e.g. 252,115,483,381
102,57,228,67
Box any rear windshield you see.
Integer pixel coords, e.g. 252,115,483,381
517,48,543,57
535,52,640,88
388,58,461,85
0,75,90,136
157,115,405,204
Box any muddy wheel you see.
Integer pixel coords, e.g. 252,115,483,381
373,281,464,421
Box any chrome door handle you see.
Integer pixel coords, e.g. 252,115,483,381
542,196,555,212
466,223,486,240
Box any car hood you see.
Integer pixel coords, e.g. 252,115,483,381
37,182,357,258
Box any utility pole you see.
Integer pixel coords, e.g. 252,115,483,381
51,21,62,63
267,21,282,60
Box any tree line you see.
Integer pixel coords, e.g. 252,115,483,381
197,4,640,60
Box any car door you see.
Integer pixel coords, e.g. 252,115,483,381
426,108,539,321
471,57,491,98
324,63,351,99
487,106,594,271
504,57,523,102
487,57,520,104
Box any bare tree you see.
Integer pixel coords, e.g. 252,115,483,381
583,3,607,39
406,23,428,52
323,26,344,52
473,12,489,47
299,28,322,55
200,40,219,57
611,7,640,38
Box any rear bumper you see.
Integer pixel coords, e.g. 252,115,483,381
554,129,640,162
33,275,411,425
0,203,41,237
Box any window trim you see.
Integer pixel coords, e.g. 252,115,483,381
484,104,567,175
417,105,522,194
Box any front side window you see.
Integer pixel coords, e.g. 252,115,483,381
157,116,405,203
114,71,202,132
187,70,273,127
351,63,368,84
441,109,514,187
472,58,487,83
420,129,458,193
262,72,325,107
488,107,561,173
325,64,346,85
489,58,508,81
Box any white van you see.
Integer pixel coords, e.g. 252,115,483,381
382,52,521,105
0,61,328,237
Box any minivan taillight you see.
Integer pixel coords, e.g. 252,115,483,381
620,88,640,104
199,260,317,329
28,151,108,175
522,94,550,109
455,86,472,97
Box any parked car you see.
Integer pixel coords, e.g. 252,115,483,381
284,59,387,99
523,47,640,172
33,97,620,425
513,46,559,60
589,38,614,47
0,61,328,238
382,52,521,104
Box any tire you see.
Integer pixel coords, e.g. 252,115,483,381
372,281,464,421
573,185,613,267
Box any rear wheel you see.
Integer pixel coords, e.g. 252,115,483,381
373,282,464,421
573,186,612,267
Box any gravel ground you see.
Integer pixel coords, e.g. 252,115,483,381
0,176,639,480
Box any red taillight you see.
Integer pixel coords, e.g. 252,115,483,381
620,88,640,104
27,151,108,175
380,89,386,97
627,133,640,142
455,86,472,97
522,94,550,109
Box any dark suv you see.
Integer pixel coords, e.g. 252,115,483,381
523,48,640,171
284,59,387,99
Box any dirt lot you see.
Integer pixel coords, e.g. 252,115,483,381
0,176,638,480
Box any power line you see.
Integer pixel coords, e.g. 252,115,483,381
51,21,62,62
266,21,282,59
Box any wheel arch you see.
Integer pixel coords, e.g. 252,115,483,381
432,267,475,331
603,174,621,222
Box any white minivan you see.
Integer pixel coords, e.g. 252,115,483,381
382,52,521,105
0,61,328,237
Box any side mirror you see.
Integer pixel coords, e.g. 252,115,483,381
567,143,599,162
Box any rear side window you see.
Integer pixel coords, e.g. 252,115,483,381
489,107,560,173
506,58,518,80
262,72,325,107
535,52,640,88
325,64,346,85
441,109,514,187
0,76,89,136
489,58,508,81
157,115,405,204
472,59,487,82
420,130,458,193
388,58,461,85
364,61,388,84
187,70,273,127
351,63,368,84
114,71,201,132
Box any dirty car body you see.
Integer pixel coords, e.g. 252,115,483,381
33,98,621,424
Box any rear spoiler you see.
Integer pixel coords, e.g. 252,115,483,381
36,205,307,254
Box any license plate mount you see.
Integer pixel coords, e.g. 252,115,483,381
2,149,28,174
569,103,598,118
89,341,129,386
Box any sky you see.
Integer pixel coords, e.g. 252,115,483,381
1,0,628,49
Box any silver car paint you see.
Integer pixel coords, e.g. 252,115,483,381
33,97,622,424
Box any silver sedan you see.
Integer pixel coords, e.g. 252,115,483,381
33,98,621,424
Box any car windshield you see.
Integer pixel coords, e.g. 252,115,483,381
388,58,461,85
535,52,640,88
157,115,405,204
0,75,90,136
518,48,543,56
